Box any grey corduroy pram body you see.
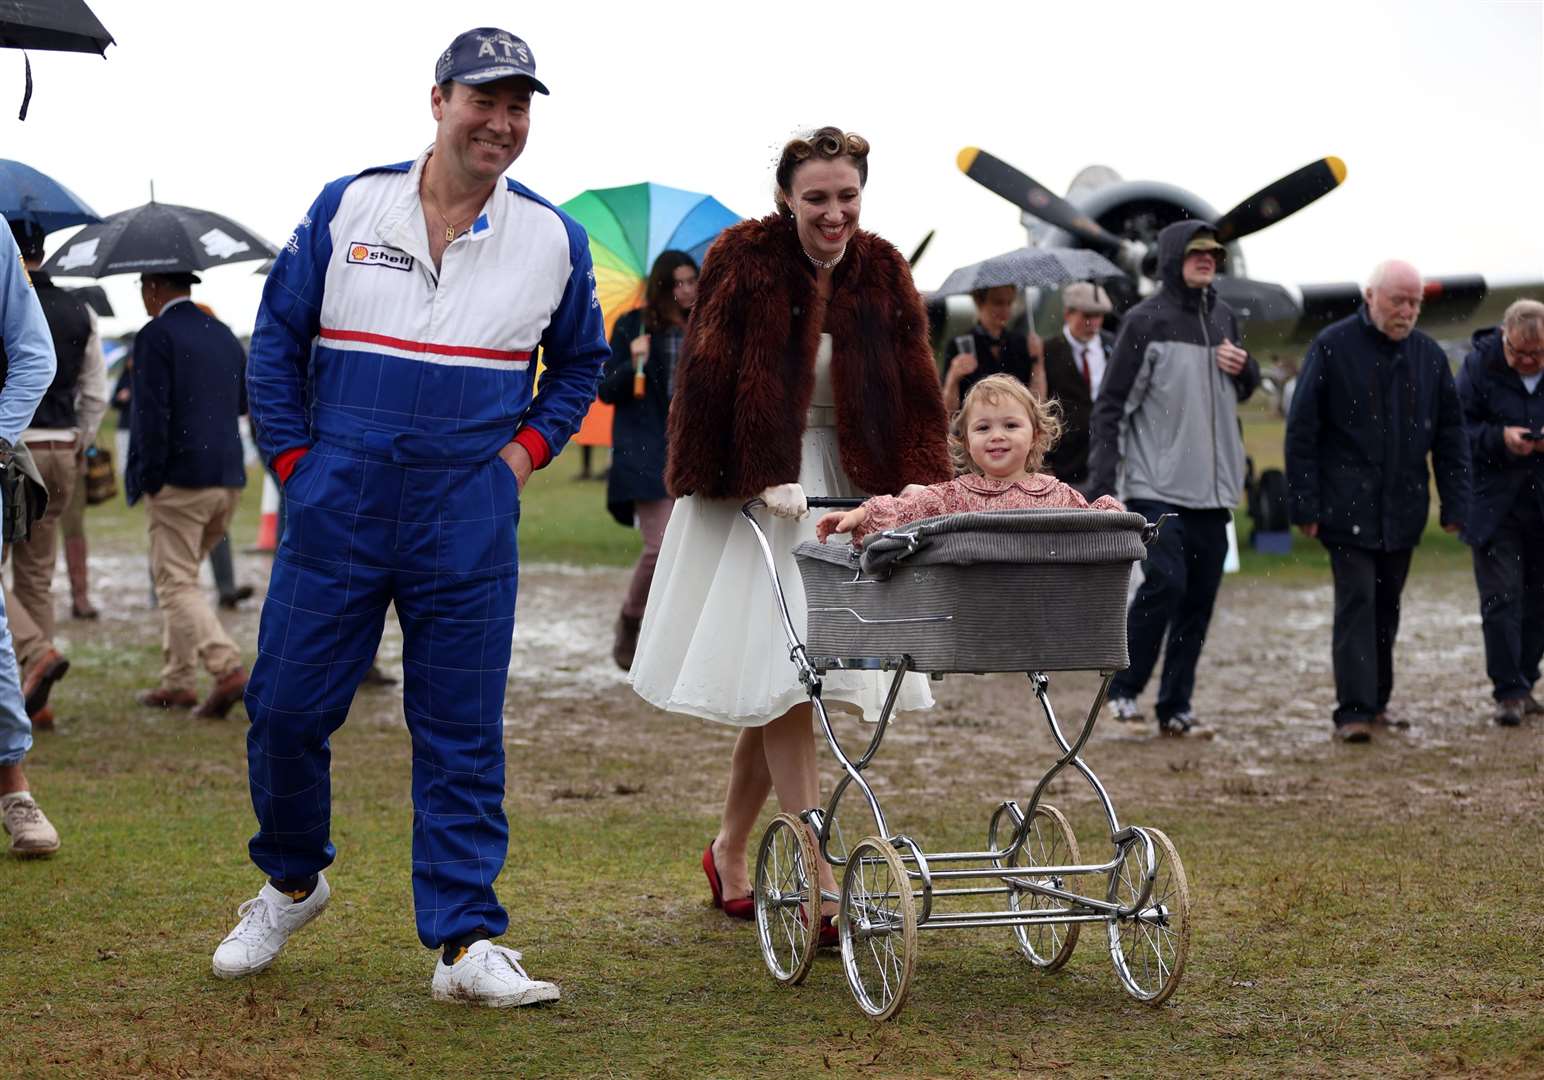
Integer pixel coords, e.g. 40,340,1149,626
795,508,1149,674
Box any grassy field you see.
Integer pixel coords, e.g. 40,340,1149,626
2,410,1537,1079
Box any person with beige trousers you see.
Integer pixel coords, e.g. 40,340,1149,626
125,272,249,719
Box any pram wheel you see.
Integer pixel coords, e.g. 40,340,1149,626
754,813,819,986
1006,804,1082,971
1106,827,1190,1004
838,837,917,1021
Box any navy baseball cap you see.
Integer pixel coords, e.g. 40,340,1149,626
435,28,550,95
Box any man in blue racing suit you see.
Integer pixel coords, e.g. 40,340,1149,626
216,27,607,1008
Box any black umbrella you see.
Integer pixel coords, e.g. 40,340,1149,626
931,247,1124,298
42,201,278,279
0,0,113,53
65,283,111,317
0,1,114,120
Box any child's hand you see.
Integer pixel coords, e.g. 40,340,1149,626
816,508,868,543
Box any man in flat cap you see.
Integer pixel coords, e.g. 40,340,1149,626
127,271,249,719
1043,281,1114,486
1088,222,1259,738
223,27,606,1006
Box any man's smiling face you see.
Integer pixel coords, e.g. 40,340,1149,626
431,78,531,185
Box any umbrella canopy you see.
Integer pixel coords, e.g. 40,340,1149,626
932,247,1124,298
0,158,101,231
559,182,739,338
0,0,113,54
65,283,110,317
41,201,277,278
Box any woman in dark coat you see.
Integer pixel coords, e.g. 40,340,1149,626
597,250,698,669
628,127,951,933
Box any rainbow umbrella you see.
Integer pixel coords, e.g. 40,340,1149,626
558,183,740,449
561,182,740,339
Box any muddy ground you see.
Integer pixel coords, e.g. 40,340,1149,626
59,544,1539,845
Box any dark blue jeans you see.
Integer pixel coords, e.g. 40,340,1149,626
1472,497,1544,703
1110,500,1230,721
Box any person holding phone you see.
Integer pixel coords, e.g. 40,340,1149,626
941,285,1045,414
596,250,698,669
1457,298,1544,727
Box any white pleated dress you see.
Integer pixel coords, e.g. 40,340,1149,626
629,334,935,726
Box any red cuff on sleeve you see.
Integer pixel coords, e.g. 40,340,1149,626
273,446,309,485
512,427,552,471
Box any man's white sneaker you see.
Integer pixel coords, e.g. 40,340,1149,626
1108,696,1144,723
1,792,60,857
211,872,330,979
431,940,560,1008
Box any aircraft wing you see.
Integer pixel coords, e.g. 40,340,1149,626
1216,275,1544,353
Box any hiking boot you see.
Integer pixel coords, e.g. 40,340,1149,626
1334,720,1373,743
612,615,642,671
194,667,248,720
1493,699,1525,727
212,873,330,979
135,686,198,709
431,940,559,1008
22,650,69,717
1158,711,1214,740
2,792,60,857
1372,710,1410,731
1107,696,1144,723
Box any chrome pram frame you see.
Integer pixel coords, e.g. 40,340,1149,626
741,497,1191,1021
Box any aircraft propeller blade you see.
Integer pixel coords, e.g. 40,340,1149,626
1214,157,1347,244
908,229,935,268
956,147,1126,255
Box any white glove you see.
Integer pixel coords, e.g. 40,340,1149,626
759,482,809,520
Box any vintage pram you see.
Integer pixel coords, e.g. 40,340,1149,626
742,498,1191,1021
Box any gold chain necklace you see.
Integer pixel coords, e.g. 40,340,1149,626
422,182,477,244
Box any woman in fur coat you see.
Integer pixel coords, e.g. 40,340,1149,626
628,127,951,933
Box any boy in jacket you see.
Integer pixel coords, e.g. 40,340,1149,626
1285,260,1469,742
1087,220,1259,738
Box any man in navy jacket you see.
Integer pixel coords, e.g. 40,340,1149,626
127,272,248,719
1457,300,1544,726
1285,260,1470,743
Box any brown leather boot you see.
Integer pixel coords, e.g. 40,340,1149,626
65,537,98,619
194,667,249,720
23,650,69,717
135,687,199,709
612,615,642,671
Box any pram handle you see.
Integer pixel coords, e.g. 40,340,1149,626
741,496,863,513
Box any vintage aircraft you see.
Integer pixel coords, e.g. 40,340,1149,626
944,146,1539,352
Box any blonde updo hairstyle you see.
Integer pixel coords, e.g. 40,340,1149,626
774,127,870,216
949,374,1062,476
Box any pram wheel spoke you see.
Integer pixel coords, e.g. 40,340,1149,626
838,837,917,1021
1007,804,1082,972
1106,827,1190,1004
754,813,820,986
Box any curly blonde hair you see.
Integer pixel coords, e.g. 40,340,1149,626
948,373,1062,476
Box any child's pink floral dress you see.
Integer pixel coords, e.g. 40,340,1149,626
850,473,1125,542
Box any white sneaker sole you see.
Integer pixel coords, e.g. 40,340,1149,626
211,894,329,980
431,982,561,1008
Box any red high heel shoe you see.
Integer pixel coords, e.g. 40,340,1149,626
702,842,754,920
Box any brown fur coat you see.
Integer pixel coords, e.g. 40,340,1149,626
664,213,951,499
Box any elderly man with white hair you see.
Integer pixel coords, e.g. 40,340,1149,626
1285,260,1470,743
1457,299,1544,726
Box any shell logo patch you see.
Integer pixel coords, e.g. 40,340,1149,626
346,242,413,272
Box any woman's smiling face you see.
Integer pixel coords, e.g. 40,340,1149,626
782,157,862,262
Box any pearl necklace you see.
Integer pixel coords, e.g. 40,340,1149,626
803,244,846,270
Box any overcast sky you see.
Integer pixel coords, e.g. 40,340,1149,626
5,0,1541,339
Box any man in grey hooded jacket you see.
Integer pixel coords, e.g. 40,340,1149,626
1087,220,1260,737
